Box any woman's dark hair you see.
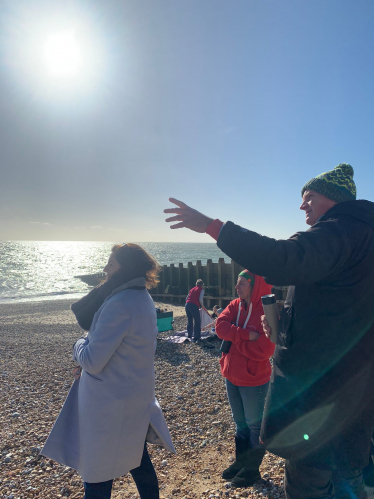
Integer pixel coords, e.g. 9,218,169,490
106,243,161,290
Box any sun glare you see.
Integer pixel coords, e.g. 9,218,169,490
43,31,82,78
5,5,109,99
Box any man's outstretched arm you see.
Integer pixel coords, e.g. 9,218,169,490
164,198,350,286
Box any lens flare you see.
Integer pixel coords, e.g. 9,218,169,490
43,31,82,78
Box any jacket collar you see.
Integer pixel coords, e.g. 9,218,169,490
320,200,374,230
111,277,147,296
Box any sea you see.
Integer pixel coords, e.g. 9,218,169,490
0,241,230,304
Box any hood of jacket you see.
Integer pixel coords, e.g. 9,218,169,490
321,199,374,230
249,273,274,313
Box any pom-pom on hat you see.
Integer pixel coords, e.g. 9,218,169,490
238,269,255,287
301,163,356,203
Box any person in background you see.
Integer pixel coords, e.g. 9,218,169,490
185,278,206,342
164,163,374,499
211,304,220,319
203,305,222,331
216,270,274,488
42,243,175,499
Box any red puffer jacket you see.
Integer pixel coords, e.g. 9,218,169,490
216,275,275,387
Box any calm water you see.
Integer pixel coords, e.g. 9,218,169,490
0,241,229,303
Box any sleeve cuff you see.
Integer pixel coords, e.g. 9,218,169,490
73,337,88,362
237,330,249,341
206,219,224,241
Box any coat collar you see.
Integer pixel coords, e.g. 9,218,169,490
320,199,374,230
110,277,147,296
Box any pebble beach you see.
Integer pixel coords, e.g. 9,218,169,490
2,299,371,499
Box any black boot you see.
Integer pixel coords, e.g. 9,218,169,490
231,447,265,488
222,436,250,480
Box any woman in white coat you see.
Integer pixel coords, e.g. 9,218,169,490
42,243,175,499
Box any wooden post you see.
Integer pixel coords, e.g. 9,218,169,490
178,263,184,304
170,264,175,285
187,262,193,292
151,259,257,305
196,260,202,280
231,259,240,298
158,267,165,296
218,258,226,308
163,265,169,302
206,259,213,309
169,264,175,304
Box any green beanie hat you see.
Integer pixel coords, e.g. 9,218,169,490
238,269,255,287
301,163,356,203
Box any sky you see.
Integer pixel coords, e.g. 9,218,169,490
0,0,373,242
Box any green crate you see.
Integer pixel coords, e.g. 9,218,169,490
157,312,174,332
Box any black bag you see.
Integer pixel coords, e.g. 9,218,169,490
220,340,232,353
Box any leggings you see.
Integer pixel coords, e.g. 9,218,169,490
83,443,159,499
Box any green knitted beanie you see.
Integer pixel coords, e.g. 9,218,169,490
301,163,356,203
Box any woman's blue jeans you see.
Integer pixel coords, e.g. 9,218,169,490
226,378,269,448
83,443,159,499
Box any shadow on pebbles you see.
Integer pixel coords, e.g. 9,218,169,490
0,300,285,499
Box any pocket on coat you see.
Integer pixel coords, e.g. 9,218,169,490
85,371,103,382
246,359,257,377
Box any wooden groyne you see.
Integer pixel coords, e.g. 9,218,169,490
149,258,288,309
75,259,288,310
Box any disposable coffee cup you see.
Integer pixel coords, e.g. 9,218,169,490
261,294,279,344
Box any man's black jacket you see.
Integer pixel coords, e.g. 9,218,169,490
217,200,374,469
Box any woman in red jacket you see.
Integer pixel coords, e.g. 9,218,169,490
216,270,274,488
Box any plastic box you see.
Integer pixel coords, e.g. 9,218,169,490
156,311,174,332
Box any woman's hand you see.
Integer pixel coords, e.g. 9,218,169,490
248,330,260,341
164,198,214,232
73,366,82,380
261,315,272,339
203,319,216,330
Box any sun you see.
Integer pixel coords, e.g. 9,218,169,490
43,31,82,78
5,7,108,98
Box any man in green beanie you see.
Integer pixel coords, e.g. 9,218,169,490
164,164,374,499
300,163,356,226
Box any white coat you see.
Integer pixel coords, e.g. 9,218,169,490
42,277,175,483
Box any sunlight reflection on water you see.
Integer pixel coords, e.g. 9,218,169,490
0,241,229,303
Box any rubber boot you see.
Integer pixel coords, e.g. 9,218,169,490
231,447,265,488
222,436,250,481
